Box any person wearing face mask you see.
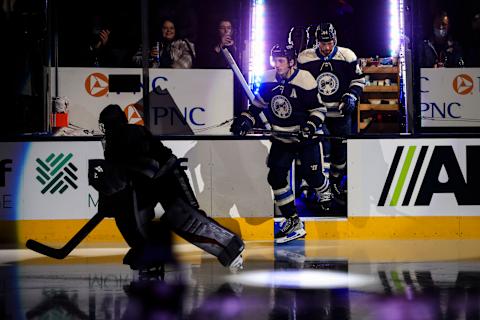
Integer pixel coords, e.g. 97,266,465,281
465,13,480,67
420,12,464,68
132,19,195,68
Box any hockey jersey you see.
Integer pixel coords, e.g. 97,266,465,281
249,68,326,144
297,46,365,117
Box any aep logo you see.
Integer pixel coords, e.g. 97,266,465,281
452,74,474,95
379,145,480,206
85,73,109,97
0,159,12,187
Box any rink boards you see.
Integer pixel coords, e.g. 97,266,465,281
1,136,480,246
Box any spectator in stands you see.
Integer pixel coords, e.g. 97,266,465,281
132,19,195,68
202,19,237,69
198,18,245,115
419,11,464,68
88,15,111,67
465,13,480,67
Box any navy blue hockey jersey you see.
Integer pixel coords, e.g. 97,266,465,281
249,68,326,144
297,46,365,117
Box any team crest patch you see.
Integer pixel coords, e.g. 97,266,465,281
271,95,292,119
316,72,339,96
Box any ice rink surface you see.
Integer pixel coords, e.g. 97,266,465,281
1,239,479,319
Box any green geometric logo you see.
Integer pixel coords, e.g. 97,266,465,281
35,153,78,194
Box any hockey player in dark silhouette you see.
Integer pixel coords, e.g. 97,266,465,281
90,104,244,272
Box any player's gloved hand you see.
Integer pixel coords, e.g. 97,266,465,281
88,159,106,187
230,113,254,136
339,93,357,115
299,121,317,140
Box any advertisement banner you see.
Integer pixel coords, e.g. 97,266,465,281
349,138,480,216
421,68,480,127
19,142,104,220
0,140,272,220
51,68,233,135
0,143,27,220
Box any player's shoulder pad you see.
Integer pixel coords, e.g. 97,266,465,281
297,48,318,64
335,46,357,63
290,69,317,90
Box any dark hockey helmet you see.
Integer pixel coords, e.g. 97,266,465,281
306,24,318,48
271,43,297,62
288,26,306,47
99,104,128,133
316,22,337,44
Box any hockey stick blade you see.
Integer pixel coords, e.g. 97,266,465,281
26,212,105,259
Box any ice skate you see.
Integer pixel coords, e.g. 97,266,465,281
275,215,306,244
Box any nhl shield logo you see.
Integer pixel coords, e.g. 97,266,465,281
316,72,339,96
271,95,292,119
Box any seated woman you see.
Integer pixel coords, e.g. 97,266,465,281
132,19,195,68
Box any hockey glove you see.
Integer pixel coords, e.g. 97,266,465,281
88,159,128,196
339,93,357,115
299,121,317,140
230,112,254,136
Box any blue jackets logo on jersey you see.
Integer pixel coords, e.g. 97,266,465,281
316,72,339,96
271,95,293,119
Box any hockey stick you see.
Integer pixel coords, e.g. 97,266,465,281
26,212,105,259
248,128,348,141
221,47,255,103
221,48,272,129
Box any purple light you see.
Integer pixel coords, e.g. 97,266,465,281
390,0,400,56
249,0,266,94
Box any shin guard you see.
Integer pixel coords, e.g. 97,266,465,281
163,197,244,266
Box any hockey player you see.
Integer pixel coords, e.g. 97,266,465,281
288,26,307,57
230,44,330,244
298,23,365,204
90,104,244,271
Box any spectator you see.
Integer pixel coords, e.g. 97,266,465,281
202,19,237,69
199,18,245,115
88,15,111,67
419,11,464,68
465,13,480,67
133,19,195,68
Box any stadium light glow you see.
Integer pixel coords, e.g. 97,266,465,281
390,0,400,56
227,270,375,289
249,0,266,94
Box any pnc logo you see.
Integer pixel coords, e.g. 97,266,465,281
85,73,109,97
35,153,79,194
452,74,474,95
125,104,144,125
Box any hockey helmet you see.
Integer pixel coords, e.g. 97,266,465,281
271,43,297,62
99,104,128,133
316,22,337,44
306,24,318,48
288,26,306,49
